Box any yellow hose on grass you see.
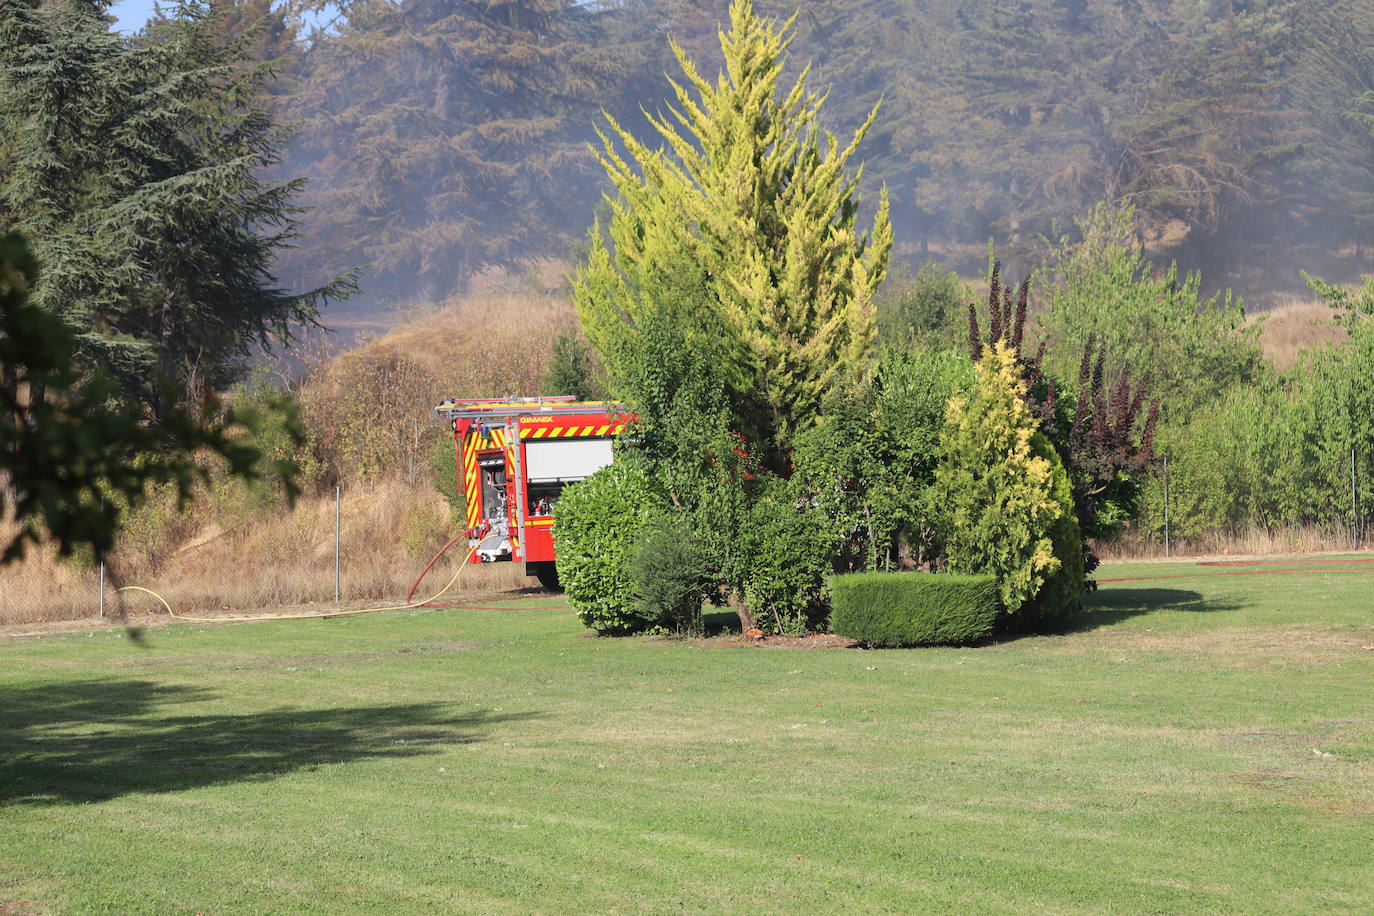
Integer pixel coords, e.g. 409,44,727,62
116,543,480,624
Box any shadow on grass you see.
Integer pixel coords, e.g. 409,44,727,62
0,678,539,807
1060,586,1245,632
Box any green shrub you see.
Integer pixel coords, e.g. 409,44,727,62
789,348,974,573
544,327,602,401
1036,203,1262,416
1015,434,1085,629
628,514,713,636
427,433,466,524
829,571,1001,646
933,343,1062,612
739,477,844,636
554,461,664,634
876,260,971,351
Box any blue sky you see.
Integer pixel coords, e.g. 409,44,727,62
108,0,160,33
107,0,335,35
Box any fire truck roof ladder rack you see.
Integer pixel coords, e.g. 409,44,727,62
434,398,628,421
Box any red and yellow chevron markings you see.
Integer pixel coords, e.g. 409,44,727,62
521,423,626,439
462,432,481,529
466,422,627,449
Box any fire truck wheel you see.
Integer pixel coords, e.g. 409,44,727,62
529,561,562,593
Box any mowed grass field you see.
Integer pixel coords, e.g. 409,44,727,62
2,559,1371,914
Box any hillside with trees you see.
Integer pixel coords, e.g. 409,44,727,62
257,0,1374,305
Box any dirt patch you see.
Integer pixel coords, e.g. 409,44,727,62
687,632,861,650
1233,763,1374,819
0,611,171,640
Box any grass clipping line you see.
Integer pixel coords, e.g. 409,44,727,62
117,543,481,623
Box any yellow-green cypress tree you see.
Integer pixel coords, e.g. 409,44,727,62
574,0,891,465
934,342,1062,612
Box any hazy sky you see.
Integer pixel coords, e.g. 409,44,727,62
108,0,159,32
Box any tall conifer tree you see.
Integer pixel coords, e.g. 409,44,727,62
0,0,348,413
574,0,891,467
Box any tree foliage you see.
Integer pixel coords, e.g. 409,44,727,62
279,0,638,301
246,0,1374,296
0,0,350,413
1035,204,1262,417
1016,434,1084,628
574,0,891,468
627,513,713,636
543,328,601,401
1143,273,1374,539
791,349,972,573
933,342,1062,613
875,260,970,352
967,253,1157,582
1,232,298,564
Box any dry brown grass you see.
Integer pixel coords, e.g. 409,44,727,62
1251,295,1346,369
1096,522,1362,561
2,288,573,626
296,289,577,484
346,288,575,397
0,478,531,625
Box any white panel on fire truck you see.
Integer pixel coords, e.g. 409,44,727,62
525,438,614,483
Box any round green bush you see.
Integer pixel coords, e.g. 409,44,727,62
739,478,844,635
553,460,664,634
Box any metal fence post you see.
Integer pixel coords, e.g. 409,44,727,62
97,495,106,617
335,484,342,602
1163,456,1171,558
1353,447,1359,551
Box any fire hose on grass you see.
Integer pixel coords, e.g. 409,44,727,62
117,524,564,622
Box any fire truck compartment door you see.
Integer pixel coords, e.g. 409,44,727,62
525,438,614,483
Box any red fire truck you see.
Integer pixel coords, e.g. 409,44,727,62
434,396,635,589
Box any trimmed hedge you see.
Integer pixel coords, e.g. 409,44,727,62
829,571,1001,647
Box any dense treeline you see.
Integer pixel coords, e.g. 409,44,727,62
256,0,1374,302
0,0,354,561
15,0,1374,316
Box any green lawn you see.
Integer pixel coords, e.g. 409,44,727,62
2,559,1371,914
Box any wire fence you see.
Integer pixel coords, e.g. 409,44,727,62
1104,445,1370,559
0,479,532,626
3,444,1371,626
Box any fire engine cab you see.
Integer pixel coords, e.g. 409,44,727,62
434,396,635,590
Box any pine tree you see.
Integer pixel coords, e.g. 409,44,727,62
1,231,298,564
1285,0,1374,256
278,0,628,301
574,0,891,467
0,0,349,413
911,0,1304,261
